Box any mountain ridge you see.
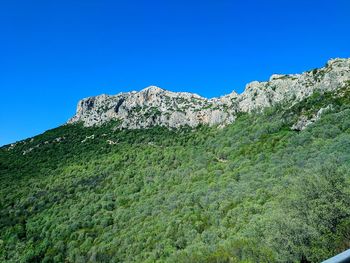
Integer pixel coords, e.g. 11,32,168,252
68,58,350,129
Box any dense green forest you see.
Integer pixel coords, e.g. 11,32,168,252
1,84,350,262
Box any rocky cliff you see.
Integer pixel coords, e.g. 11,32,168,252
68,58,350,128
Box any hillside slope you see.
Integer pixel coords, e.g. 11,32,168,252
1,63,350,262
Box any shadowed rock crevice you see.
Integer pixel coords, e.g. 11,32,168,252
114,98,125,114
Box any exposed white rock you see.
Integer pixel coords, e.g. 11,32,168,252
22,144,40,155
18,137,65,155
107,140,118,145
68,58,350,129
81,135,95,143
53,137,64,143
23,147,34,155
7,143,17,151
291,105,333,131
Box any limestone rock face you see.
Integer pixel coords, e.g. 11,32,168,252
291,105,333,131
68,58,350,129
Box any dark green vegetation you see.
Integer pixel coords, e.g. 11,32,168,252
1,85,350,262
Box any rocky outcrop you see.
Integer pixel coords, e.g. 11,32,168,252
291,105,333,131
68,86,237,128
68,58,350,129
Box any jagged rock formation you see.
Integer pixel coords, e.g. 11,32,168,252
68,87,237,128
68,58,350,128
291,105,333,131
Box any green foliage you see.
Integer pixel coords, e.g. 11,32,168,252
1,87,350,262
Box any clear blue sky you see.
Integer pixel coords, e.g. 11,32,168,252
1,0,349,146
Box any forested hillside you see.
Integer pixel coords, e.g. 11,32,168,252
1,84,350,262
